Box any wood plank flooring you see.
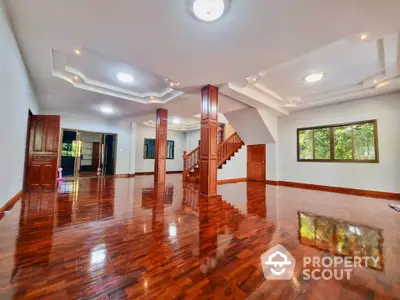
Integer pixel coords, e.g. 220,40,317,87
0,175,399,299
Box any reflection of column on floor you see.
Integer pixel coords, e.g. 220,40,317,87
246,182,267,218
149,183,166,266
198,195,220,274
152,184,166,229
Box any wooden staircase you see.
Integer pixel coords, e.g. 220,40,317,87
183,132,244,183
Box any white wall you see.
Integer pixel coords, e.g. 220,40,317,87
278,94,400,193
266,144,277,181
135,125,185,172
224,107,276,145
218,146,247,180
43,111,133,175
0,3,39,206
185,130,200,151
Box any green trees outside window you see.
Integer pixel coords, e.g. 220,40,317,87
297,120,378,162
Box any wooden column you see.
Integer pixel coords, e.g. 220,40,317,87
199,85,218,197
154,109,168,184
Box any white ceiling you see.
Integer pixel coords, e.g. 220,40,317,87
226,31,400,112
5,0,400,120
51,48,183,103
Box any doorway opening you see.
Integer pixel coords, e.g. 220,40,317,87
23,110,33,189
60,129,117,178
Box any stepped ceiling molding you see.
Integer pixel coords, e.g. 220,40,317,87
222,31,400,114
5,0,400,119
51,48,183,104
141,113,230,132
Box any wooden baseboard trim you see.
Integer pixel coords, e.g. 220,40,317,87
167,171,183,174
266,180,400,200
0,190,23,220
265,180,279,186
218,178,247,185
114,174,136,178
135,171,183,176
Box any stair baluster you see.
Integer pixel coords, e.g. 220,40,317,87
183,132,244,182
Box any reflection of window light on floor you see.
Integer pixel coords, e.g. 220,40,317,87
349,226,361,236
90,244,107,265
169,223,177,237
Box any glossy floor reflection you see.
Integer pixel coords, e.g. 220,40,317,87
0,175,399,299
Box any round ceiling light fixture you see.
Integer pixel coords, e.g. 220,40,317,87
100,106,114,114
191,0,230,22
116,72,134,84
304,72,324,83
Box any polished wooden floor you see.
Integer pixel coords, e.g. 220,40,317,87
0,175,399,299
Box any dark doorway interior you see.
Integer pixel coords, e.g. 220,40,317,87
61,130,77,177
104,134,116,176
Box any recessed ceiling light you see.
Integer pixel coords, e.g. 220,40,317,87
375,81,391,88
172,118,181,125
192,0,227,22
73,76,79,81
304,72,324,83
74,49,81,55
100,106,114,114
284,103,297,108
248,74,261,84
359,33,368,41
116,72,134,84
168,80,180,88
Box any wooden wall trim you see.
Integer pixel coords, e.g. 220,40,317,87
217,178,247,185
0,190,23,220
265,180,278,186
265,180,400,200
114,174,136,178
135,171,183,176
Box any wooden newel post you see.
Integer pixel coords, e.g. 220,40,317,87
182,151,188,181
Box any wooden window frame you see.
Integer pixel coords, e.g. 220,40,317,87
297,119,379,163
143,138,175,160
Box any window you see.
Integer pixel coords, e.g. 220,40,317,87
144,139,175,159
61,140,81,157
297,120,378,162
167,141,174,159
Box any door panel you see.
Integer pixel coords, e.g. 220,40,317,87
33,119,45,151
247,144,266,182
45,119,60,152
29,164,42,187
42,163,56,188
26,115,60,189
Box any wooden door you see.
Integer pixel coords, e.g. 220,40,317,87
247,144,266,182
92,142,100,171
26,115,60,189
